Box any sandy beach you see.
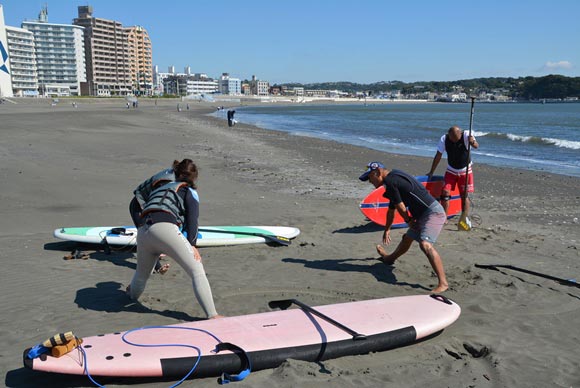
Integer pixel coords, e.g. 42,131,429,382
1,98,579,388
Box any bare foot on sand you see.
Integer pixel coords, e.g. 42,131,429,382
431,284,449,293
376,245,396,265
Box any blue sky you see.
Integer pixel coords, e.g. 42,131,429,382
1,0,579,83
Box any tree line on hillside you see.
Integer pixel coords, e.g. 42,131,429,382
278,75,580,100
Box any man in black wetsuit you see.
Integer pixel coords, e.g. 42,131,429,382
360,162,449,293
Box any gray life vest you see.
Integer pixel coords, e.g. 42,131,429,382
141,181,189,225
133,168,175,208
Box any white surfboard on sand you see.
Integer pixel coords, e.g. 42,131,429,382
53,225,300,247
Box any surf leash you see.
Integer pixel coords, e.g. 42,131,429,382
198,228,291,246
99,228,137,253
269,299,367,340
475,264,579,288
215,342,252,384
75,325,251,387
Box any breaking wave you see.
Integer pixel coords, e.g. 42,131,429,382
478,132,580,150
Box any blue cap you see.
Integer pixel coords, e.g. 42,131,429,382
359,161,384,181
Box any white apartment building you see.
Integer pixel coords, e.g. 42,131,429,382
218,73,241,95
187,77,218,95
0,5,13,97
22,7,86,97
249,75,269,96
5,26,38,96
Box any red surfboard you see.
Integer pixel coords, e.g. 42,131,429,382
359,175,461,228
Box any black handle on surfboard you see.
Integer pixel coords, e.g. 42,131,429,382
475,264,580,288
269,299,367,340
198,228,291,246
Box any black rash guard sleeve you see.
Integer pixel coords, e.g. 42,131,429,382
181,187,200,246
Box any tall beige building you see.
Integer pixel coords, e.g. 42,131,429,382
73,6,131,96
126,26,152,95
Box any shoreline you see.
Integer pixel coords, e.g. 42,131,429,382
1,99,579,387
209,101,580,179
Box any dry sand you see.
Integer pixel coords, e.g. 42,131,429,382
1,98,579,388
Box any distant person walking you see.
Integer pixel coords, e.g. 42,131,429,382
127,159,223,319
426,125,479,228
360,162,449,293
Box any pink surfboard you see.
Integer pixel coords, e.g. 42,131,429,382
360,175,462,227
24,295,460,381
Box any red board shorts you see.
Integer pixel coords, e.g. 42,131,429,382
443,169,474,196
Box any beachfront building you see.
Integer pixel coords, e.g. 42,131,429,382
126,25,152,96
281,86,304,96
4,26,37,96
186,74,218,95
152,65,165,95
163,75,188,96
241,83,251,95
162,73,218,96
74,6,131,96
0,5,14,97
218,73,241,95
249,75,269,96
22,6,86,97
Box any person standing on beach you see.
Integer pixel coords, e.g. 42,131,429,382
129,165,177,274
426,125,479,227
360,162,449,293
127,159,222,319
227,110,236,127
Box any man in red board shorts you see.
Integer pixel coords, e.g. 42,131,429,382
427,126,479,228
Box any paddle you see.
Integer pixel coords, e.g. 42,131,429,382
269,299,367,340
475,264,580,288
198,228,291,246
458,97,476,231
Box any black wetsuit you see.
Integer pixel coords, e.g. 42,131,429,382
383,169,436,219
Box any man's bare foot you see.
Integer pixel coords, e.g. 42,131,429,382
376,244,388,256
431,284,449,293
376,245,396,265
209,314,225,320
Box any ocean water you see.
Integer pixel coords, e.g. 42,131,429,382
216,103,580,177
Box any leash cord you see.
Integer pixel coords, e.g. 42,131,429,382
81,325,223,388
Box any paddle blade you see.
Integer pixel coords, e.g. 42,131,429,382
457,215,472,231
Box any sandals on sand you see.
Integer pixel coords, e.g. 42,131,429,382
63,249,90,260
153,262,170,275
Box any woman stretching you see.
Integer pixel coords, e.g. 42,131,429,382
127,159,222,319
